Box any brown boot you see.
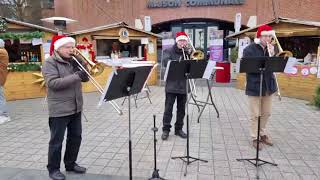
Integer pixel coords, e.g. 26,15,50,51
252,139,262,150
261,135,273,146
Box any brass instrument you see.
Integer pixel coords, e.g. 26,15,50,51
267,32,293,101
271,34,293,58
186,36,205,60
73,48,105,76
72,48,123,115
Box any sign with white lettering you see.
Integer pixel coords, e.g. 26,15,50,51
147,0,246,8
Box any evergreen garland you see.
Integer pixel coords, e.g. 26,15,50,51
315,86,320,109
8,63,41,72
0,19,7,32
0,31,44,40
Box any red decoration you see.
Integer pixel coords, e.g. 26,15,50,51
76,44,86,50
86,43,93,49
89,50,96,62
82,37,88,42
76,37,96,62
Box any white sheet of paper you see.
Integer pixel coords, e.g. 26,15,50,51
148,43,155,54
97,71,115,107
32,38,43,46
284,57,298,74
202,60,217,79
317,62,320,78
141,38,148,45
43,43,51,54
236,58,241,73
164,61,171,82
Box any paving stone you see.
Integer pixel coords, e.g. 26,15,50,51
0,86,319,179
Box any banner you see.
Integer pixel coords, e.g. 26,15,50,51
162,39,175,50
209,30,224,61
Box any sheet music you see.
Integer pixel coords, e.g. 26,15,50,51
164,61,172,82
142,64,158,90
97,71,115,107
284,57,298,74
203,60,220,79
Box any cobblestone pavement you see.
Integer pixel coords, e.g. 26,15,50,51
0,85,320,180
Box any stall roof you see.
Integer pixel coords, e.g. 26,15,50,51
1,17,58,33
71,22,162,38
226,17,320,39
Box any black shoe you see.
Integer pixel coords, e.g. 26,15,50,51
49,170,65,180
161,131,169,140
175,130,187,139
66,164,87,174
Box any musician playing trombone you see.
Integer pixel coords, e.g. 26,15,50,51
161,32,191,140
42,35,88,180
243,25,277,150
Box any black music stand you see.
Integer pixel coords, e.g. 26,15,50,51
236,56,288,167
165,60,208,176
99,66,153,180
149,115,165,180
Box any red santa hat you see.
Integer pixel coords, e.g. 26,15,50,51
175,32,189,42
254,24,275,44
49,35,76,55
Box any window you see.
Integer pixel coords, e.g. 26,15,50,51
4,39,41,63
96,39,145,58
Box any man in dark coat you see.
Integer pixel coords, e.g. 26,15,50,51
42,35,89,180
161,32,191,140
243,25,277,150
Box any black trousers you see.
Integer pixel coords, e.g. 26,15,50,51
162,92,187,132
47,112,82,173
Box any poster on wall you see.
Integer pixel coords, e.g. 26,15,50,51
317,46,320,78
238,37,251,59
209,30,224,61
162,39,175,50
207,26,218,48
236,37,251,73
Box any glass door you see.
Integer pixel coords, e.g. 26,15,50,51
194,28,205,50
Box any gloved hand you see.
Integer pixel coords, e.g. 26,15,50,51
75,70,89,82
70,59,80,71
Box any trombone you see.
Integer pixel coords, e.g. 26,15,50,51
182,35,206,97
72,48,123,115
267,32,293,101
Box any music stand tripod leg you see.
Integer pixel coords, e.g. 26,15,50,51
171,73,208,176
236,68,277,167
149,115,166,180
207,79,219,118
197,93,209,123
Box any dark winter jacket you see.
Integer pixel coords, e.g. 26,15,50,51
42,52,89,117
163,44,190,94
243,43,278,96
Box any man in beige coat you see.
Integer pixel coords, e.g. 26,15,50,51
0,38,10,124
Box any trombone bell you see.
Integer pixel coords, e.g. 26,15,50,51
73,48,105,77
191,50,205,60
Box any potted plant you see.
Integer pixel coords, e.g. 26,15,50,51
230,47,238,79
315,85,320,109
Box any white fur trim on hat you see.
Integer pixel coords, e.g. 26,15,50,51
0,39,4,48
254,38,260,44
54,37,76,50
176,35,188,42
260,30,276,37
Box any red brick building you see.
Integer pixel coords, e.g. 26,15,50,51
47,0,320,58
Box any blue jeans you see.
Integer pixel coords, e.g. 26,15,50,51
0,86,9,117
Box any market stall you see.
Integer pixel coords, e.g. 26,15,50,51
71,22,161,93
226,17,320,101
0,17,57,100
